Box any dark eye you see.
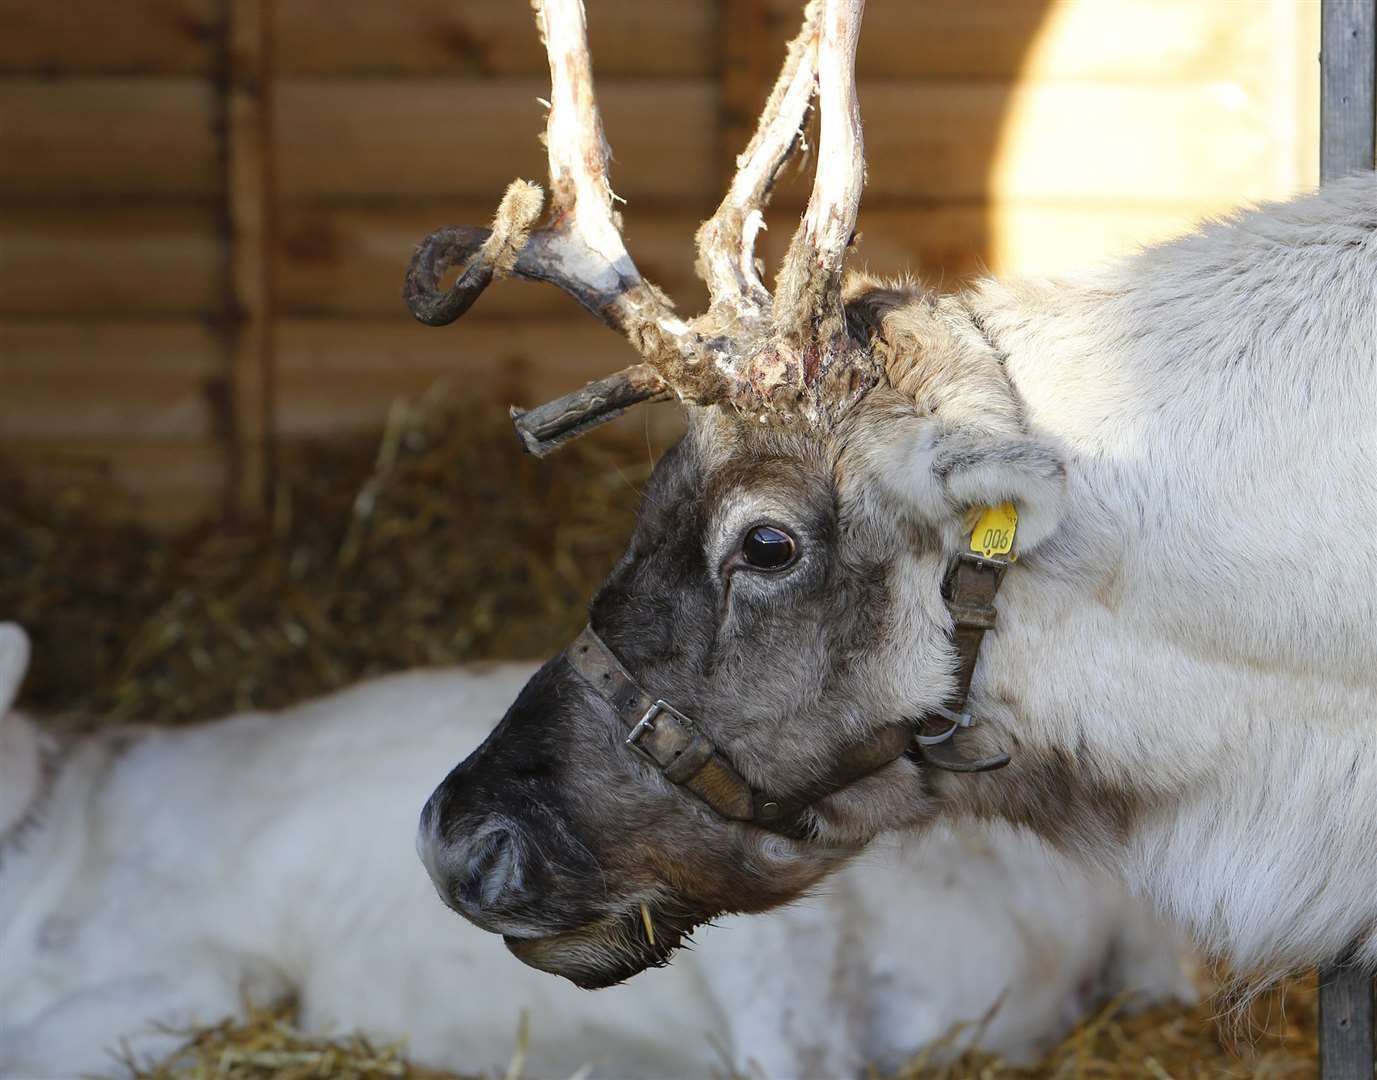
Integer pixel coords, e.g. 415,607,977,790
741,525,797,570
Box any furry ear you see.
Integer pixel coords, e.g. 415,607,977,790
871,416,1067,556
0,623,32,716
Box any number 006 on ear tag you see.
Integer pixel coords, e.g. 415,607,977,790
970,502,1019,559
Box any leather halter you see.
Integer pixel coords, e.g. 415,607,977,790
910,552,1016,774
565,549,1012,840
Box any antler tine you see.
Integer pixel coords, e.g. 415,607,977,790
535,0,630,282
407,0,872,454
404,182,544,327
407,0,741,450
529,0,721,393
770,0,866,380
510,363,672,457
694,1,823,314
405,0,664,338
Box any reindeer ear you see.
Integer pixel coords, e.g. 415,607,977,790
873,419,1067,556
0,623,32,716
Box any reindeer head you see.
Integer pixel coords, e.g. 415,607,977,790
415,0,1067,988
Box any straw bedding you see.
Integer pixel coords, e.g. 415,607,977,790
1,392,1321,1077
0,390,645,729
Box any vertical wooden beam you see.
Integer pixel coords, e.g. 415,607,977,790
1320,0,1376,181
1318,3,1375,1077
225,0,277,517
1320,962,1376,1080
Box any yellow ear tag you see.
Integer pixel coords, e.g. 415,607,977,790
970,502,1019,560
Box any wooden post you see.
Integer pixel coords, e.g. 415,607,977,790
1320,962,1375,1080
225,0,277,518
1321,0,1376,182
1318,2,1375,1078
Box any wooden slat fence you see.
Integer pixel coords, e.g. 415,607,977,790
0,0,1320,529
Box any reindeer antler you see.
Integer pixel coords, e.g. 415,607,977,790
404,0,873,455
694,0,823,318
771,0,867,388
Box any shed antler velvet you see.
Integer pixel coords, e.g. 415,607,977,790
403,0,875,454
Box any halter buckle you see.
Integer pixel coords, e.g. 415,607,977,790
914,705,974,746
625,699,692,765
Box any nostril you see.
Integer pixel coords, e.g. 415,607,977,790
455,828,521,912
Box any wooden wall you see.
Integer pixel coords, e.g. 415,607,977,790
0,0,1319,529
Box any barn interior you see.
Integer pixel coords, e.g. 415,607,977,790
1,0,1330,1076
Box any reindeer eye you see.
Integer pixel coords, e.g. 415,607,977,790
741,525,796,570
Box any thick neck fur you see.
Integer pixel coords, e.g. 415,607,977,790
917,175,1377,980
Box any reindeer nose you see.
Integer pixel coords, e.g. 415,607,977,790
452,828,522,912
418,799,534,928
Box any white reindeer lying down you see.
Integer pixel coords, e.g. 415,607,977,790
0,624,1190,1079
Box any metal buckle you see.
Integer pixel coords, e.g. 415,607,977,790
914,705,974,746
625,699,693,766
942,550,1009,598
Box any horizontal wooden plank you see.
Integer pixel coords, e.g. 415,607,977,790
0,204,223,316
0,79,219,197
941,81,1278,205
837,203,1213,279
269,0,1303,84
763,0,1291,83
2,441,227,529
272,0,716,78
0,321,222,376
276,79,717,202
0,3,1307,88
276,202,711,318
275,317,646,436
0,1,220,75
275,198,1223,319
0,322,224,440
765,81,1284,206
278,77,1288,206
0,314,667,512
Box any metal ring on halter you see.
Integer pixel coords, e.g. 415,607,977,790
913,705,974,747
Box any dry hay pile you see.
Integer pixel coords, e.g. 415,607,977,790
119,984,1321,1080
0,391,648,729
0,393,1322,1078
129,1003,472,1080
898,981,1319,1079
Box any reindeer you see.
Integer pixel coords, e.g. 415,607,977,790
0,624,1190,1077
412,0,1377,992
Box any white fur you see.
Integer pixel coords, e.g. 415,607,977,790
0,627,39,837
0,643,1190,1078
0,627,28,716
876,174,1377,977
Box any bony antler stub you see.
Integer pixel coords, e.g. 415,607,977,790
403,0,872,454
735,334,880,428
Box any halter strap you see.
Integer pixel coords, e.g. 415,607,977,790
565,549,1012,838
567,626,915,839
911,552,1014,773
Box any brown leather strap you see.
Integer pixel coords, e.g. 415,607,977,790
568,628,758,822
566,549,1013,833
942,552,1004,701
566,626,913,839
911,552,1012,773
